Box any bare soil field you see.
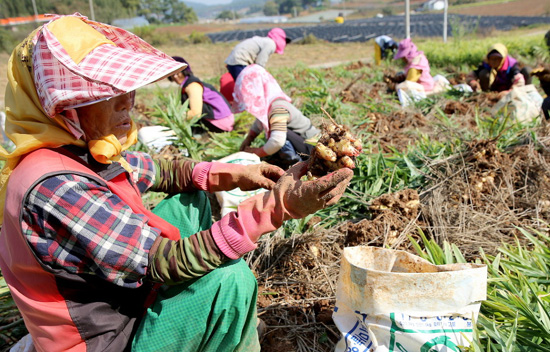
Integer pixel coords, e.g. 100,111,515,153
449,0,550,17
160,41,372,80
0,42,372,110
338,0,548,17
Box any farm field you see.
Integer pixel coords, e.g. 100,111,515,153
131,26,550,352
1,18,550,352
336,0,548,17
207,14,550,44
450,0,550,17
0,41,372,110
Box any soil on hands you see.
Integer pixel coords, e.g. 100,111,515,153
307,118,363,179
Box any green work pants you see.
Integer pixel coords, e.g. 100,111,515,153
131,192,260,352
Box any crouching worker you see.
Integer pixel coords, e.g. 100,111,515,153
374,35,398,65
234,64,321,169
225,28,291,81
168,56,235,133
531,65,550,120
392,38,435,93
387,38,449,106
466,43,531,96
0,14,353,352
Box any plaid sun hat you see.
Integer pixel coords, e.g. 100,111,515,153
32,14,186,117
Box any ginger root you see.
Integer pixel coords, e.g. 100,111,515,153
307,110,363,180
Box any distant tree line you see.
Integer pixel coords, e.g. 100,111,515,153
0,0,197,25
263,0,330,16
216,10,241,21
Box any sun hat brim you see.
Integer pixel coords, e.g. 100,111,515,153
33,14,186,116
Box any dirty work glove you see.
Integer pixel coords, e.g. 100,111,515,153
196,161,284,192
235,162,354,242
273,162,353,219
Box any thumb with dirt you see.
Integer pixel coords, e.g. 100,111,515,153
235,162,354,243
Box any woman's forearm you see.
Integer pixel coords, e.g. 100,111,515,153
147,229,229,284
185,82,204,119
152,159,197,193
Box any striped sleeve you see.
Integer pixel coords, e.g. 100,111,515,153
263,106,289,155
147,230,228,284
151,157,197,194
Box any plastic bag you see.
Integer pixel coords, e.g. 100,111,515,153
214,152,268,217
491,84,543,123
432,74,451,94
333,246,487,352
452,83,474,93
396,81,427,107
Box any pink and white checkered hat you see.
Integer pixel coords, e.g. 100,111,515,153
32,14,186,117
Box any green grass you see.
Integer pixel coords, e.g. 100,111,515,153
410,227,550,351
417,32,546,69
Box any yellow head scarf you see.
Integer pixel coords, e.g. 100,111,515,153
487,43,508,87
0,23,137,224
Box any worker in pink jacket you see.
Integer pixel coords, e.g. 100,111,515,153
0,14,352,352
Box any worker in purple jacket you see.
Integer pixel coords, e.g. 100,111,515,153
168,56,235,133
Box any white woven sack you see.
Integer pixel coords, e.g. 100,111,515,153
492,84,543,123
396,80,427,107
214,152,268,217
333,246,487,352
